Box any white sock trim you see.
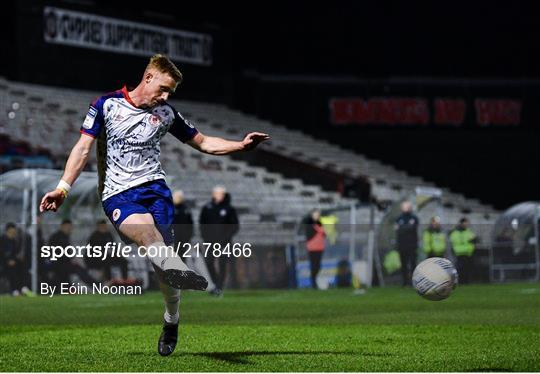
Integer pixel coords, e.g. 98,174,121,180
164,311,179,324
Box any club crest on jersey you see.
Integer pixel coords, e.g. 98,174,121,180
149,114,162,126
112,208,121,222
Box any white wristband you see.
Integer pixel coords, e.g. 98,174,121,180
56,180,72,194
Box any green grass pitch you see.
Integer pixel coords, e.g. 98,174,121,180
1,283,539,372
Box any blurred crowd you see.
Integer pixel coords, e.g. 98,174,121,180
0,186,240,297
298,200,482,290
394,200,479,286
0,218,128,296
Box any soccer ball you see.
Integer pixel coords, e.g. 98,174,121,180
412,257,458,301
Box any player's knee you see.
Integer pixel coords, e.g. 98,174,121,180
137,228,164,247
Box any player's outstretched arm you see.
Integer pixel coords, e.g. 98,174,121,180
39,133,95,212
187,132,270,155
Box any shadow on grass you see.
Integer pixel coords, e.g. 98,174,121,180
129,350,392,365
187,351,357,364
466,368,513,372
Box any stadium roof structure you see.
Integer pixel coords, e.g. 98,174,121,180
492,201,540,244
489,201,540,282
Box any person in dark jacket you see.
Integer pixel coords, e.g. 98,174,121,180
34,214,49,284
199,186,239,296
394,201,419,286
301,209,326,289
48,219,98,287
172,190,194,255
0,223,26,295
86,219,127,281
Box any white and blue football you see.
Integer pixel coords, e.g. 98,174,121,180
412,257,458,301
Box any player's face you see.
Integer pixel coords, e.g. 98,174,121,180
144,71,178,107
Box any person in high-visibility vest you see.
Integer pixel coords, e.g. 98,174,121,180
301,209,326,289
423,216,447,258
320,214,338,245
449,218,477,284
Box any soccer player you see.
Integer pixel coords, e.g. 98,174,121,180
39,54,269,356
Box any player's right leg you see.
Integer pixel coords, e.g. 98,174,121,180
118,213,208,291
156,280,180,356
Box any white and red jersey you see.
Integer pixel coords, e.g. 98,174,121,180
80,86,198,201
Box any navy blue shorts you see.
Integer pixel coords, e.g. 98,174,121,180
102,179,175,245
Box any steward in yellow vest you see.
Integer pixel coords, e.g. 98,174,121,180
449,218,478,284
423,216,447,258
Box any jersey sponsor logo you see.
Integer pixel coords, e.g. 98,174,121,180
83,106,98,129
179,112,195,128
112,208,121,222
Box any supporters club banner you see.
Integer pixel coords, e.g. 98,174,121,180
43,7,213,66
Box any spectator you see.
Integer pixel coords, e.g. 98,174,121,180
172,190,194,256
32,214,54,285
0,223,26,295
199,186,239,296
48,219,98,287
335,259,352,288
301,208,326,289
449,218,478,284
20,224,32,289
320,213,339,245
422,216,447,258
394,201,419,286
86,219,128,281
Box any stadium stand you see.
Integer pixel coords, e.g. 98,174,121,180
0,77,497,245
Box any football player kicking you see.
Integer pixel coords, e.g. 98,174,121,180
40,54,269,356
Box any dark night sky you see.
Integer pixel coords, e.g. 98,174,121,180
3,0,538,79
130,0,539,78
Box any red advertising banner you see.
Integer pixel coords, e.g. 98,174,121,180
434,98,466,126
475,99,522,126
330,97,522,126
330,97,429,125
